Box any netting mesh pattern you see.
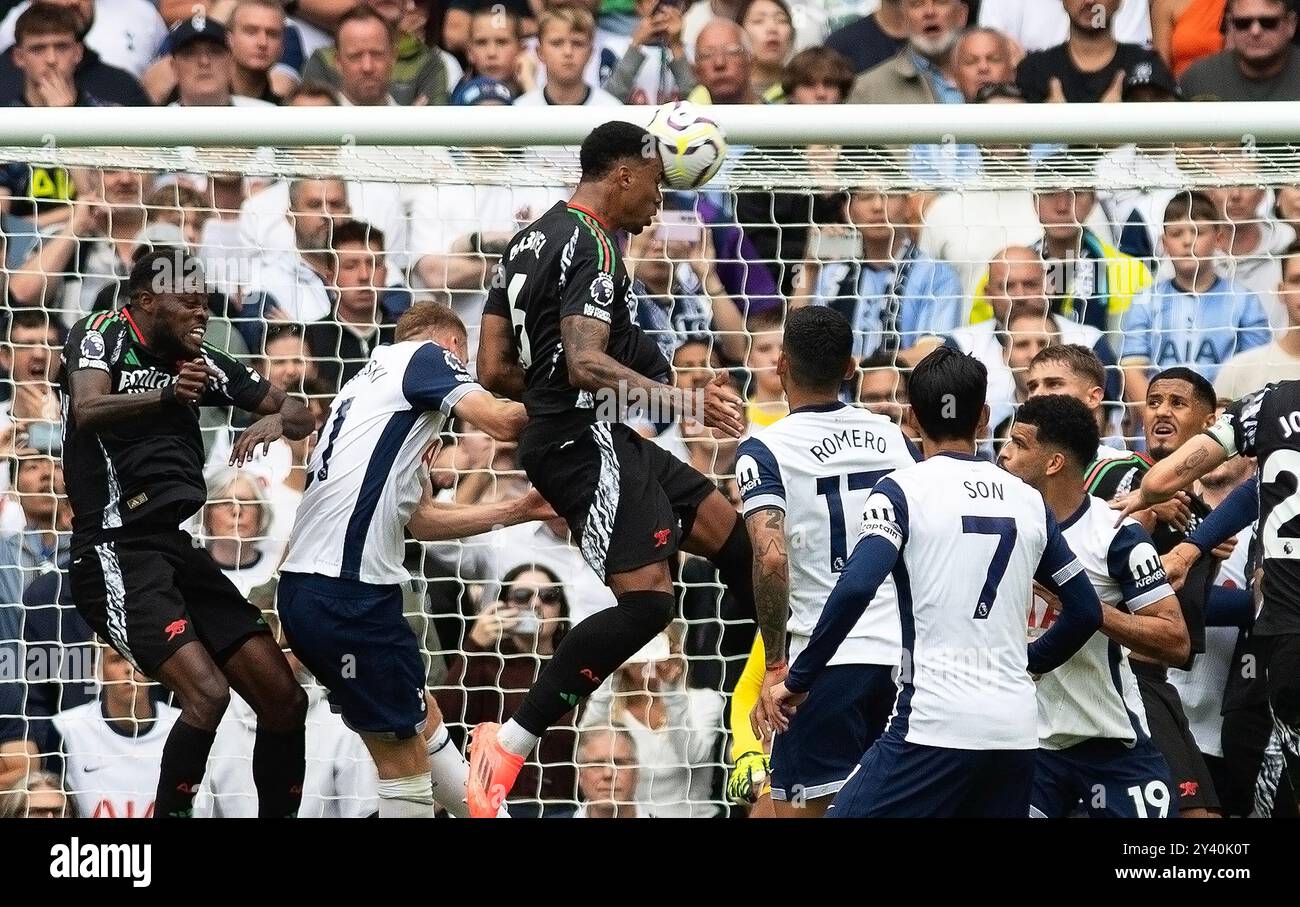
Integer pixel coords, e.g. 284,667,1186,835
2,141,1297,190
0,137,1296,818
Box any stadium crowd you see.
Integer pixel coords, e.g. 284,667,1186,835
0,0,1297,817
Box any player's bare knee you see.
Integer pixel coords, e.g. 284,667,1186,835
184,675,231,729
363,734,430,780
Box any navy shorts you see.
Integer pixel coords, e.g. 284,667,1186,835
1031,738,1176,818
827,731,1035,818
277,571,426,739
771,663,895,802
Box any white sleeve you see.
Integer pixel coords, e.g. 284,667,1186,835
0,3,23,54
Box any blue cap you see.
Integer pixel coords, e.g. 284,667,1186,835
450,77,514,107
168,16,228,53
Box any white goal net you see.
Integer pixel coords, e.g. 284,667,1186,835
0,103,1295,818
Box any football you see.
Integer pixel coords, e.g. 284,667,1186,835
646,101,728,190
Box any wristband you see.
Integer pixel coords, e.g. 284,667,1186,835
159,382,178,406
765,659,787,673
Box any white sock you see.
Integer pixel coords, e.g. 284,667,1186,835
427,724,470,819
497,719,539,759
377,774,434,818
428,725,512,818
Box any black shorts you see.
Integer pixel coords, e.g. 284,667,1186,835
1133,663,1221,813
70,530,270,677
519,420,715,580
1262,633,1300,727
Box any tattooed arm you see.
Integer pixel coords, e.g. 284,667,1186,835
561,314,745,435
746,507,790,668
1112,434,1228,524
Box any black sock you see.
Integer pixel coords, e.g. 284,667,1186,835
711,517,756,623
513,589,675,736
254,724,306,818
155,720,217,818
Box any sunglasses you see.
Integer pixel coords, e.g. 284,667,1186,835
1231,15,1284,31
507,586,564,607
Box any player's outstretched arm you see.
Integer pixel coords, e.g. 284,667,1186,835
1112,434,1227,525
451,392,528,443
1100,595,1190,666
69,358,214,431
561,314,745,437
476,311,527,402
230,385,314,466
406,476,557,541
747,507,794,741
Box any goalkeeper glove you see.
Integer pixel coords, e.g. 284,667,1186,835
727,751,770,805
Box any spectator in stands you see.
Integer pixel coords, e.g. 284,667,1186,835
1120,192,1272,405
824,0,907,74
61,168,154,318
1004,308,1054,404
573,725,644,817
322,5,399,105
0,452,70,595
304,0,459,105
945,245,1116,433
1015,0,1172,103
627,210,747,363
0,3,148,106
903,28,1016,182
682,0,743,53
581,629,727,818
443,0,536,56
436,563,579,817
1216,243,1300,398
169,16,275,108
690,17,760,103
1180,0,1300,100
241,177,348,340
968,155,1152,339
516,4,620,106
857,350,908,423
605,0,694,104
0,673,37,794
1207,160,1298,314
848,0,967,104
738,0,794,101
744,310,787,428
1153,0,1226,77
458,6,531,96
652,341,745,486
979,0,1152,54
18,552,98,753
0,310,60,438
147,0,299,105
3,1,147,107
201,467,277,598
408,124,562,348
0,0,167,79
226,0,294,103
206,323,318,490
0,770,73,817
781,44,853,103
305,220,402,392
52,644,180,818
805,189,965,360
915,85,1045,294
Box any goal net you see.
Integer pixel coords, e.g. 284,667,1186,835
0,103,1293,818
